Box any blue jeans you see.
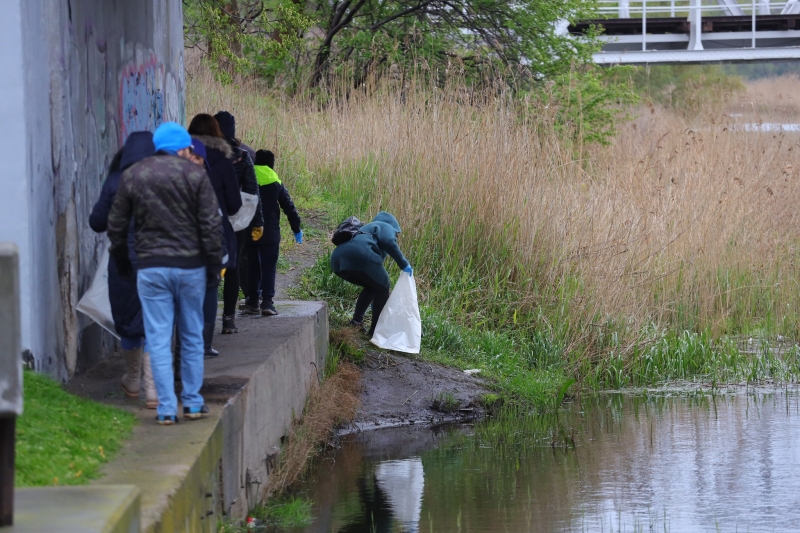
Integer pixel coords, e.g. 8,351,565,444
137,266,206,416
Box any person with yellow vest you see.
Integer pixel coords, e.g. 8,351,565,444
244,150,303,315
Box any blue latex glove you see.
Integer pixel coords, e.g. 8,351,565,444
402,265,413,278
294,231,303,244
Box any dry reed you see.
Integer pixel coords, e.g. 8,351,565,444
263,362,360,498
187,62,800,362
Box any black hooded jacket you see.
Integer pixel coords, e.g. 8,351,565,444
213,111,263,230
192,135,243,267
89,131,155,339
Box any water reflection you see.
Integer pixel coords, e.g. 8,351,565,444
300,391,800,532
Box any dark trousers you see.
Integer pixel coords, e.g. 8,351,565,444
336,270,391,334
203,282,219,325
247,242,280,307
222,231,248,316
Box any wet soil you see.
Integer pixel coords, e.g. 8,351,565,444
349,351,490,432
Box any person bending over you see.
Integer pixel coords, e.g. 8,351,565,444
330,211,413,336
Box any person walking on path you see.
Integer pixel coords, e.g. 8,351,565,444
192,112,263,335
107,122,225,425
190,138,240,355
244,150,303,316
330,211,413,336
89,131,158,408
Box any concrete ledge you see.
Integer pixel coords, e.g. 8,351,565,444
9,486,140,533
70,300,328,532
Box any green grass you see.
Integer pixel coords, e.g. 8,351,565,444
15,371,137,487
218,496,314,532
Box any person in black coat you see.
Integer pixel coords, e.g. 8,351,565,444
189,113,261,335
190,138,241,356
89,131,157,407
245,150,303,315
214,111,263,315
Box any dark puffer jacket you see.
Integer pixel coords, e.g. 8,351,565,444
89,131,155,338
107,153,225,271
192,135,243,267
330,211,410,288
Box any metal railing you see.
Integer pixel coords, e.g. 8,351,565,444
594,1,800,51
596,0,800,18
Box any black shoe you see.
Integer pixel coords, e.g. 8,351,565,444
183,405,209,420
221,315,238,334
261,303,278,316
349,319,368,334
203,323,219,357
242,303,261,315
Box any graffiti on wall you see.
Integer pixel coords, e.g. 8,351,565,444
119,52,164,143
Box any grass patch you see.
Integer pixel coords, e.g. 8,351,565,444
15,371,137,487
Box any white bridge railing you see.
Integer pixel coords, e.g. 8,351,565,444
594,1,800,51
597,0,800,18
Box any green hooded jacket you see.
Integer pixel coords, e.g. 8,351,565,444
330,211,410,287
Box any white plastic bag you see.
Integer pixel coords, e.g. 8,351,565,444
76,247,120,339
229,191,259,232
371,272,421,354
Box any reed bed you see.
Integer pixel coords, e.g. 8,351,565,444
188,64,800,386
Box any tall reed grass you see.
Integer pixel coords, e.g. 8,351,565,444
187,61,800,386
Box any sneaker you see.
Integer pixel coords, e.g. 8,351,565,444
204,346,220,358
221,315,238,334
183,405,210,420
349,319,368,334
156,415,179,426
261,303,278,316
242,304,261,315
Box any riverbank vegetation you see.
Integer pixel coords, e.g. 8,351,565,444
189,63,800,407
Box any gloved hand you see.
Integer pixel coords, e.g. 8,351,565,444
251,226,263,241
402,265,413,278
294,231,303,244
220,268,227,279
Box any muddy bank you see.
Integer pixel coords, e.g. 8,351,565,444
349,351,490,432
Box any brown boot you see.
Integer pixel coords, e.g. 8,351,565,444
120,347,142,398
141,352,158,410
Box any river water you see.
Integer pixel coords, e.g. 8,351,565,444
295,389,800,533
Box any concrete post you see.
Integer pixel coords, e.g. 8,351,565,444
0,243,21,526
689,0,704,50
758,0,771,15
619,0,630,18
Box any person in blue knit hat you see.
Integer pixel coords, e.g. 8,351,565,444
108,121,225,425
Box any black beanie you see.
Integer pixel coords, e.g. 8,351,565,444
214,111,236,140
254,149,275,168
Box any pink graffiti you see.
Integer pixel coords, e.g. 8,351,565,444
119,53,165,144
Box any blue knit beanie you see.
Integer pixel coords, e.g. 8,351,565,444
153,122,193,154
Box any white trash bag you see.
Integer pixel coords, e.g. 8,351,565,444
371,272,421,354
229,191,259,232
76,247,120,339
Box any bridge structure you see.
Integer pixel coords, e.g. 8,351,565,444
569,0,800,64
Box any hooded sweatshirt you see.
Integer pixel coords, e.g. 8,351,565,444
89,131,156,262
330,211,410,287
252,164,302,244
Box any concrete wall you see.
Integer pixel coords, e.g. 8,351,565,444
0,0,184,380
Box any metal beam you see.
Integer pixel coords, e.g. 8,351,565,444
717,0,746,16
689,0,704,50
759,0,772,15
597,29,800,44
619,0,630,18
783,0,800,14
594,46,800,64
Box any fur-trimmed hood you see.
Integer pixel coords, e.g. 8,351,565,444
192,135,234,159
